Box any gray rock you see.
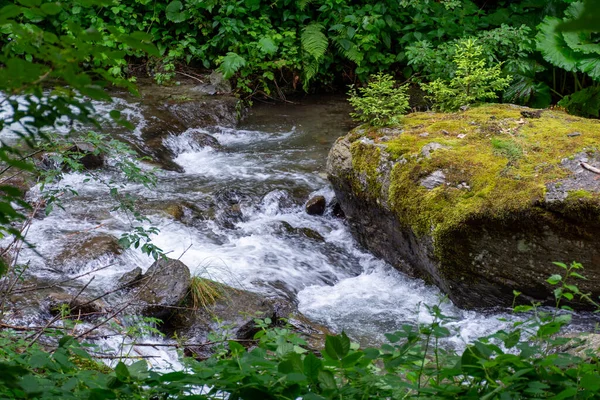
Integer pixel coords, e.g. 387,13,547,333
166,284,331,359
327,124,600,310
521,110,542,118
188,131,222,150
209,70,232,94
545,152,600,203
118,267,142,287
329,198,345,218
305,195,327,215
104,80,240,172
420,142,448,158
134,258,191,320
51,234,123,273
47,292,106,319
420,170,446,189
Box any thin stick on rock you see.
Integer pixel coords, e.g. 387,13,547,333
581,162,600,175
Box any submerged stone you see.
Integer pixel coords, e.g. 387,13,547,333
327,104,600,309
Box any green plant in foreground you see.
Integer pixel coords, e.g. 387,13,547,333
348,73,410,127
422,39,512,111
1,262,599,399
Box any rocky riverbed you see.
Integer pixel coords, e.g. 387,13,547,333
3,88,598,367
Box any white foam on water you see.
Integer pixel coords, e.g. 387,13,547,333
297,264,514,349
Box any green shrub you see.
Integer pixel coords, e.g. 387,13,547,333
422,39,512,111
558,86,600,118
348,73,410,126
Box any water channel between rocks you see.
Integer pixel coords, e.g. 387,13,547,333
13,95,584,367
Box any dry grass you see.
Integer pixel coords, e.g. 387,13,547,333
187,276,227,310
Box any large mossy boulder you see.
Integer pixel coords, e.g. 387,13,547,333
327,104,600,309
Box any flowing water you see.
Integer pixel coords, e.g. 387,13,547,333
5,95,577,366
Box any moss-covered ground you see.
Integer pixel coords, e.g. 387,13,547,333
348,104,600,239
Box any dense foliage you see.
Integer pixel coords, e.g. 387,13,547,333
3,0,598,110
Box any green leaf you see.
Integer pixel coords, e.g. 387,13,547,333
324,334,349,360
165,0,188,23
302,23,328,61
580,374,600,390
17,0,41,7
40,2,61,15
317,370,336,390
0,5,23,21
547,274,562,285
218,52,246,79
258,37,278,55
115,362,130,381
536,17,579,73
341,351,363,367
228,340,245,355
303,352,322,381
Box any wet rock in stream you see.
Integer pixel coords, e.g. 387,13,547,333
132,257,191,321
50,234,123,274
327,104,600,310
118,267,142,287
305,195,326,215
108,81,239,172
47,292,107,319
168,283,331,359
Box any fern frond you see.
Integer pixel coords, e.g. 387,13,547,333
301,23,328,61
218,52,246,79
302,58,319,91
297,0,317,11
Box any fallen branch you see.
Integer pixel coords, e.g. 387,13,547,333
0,322,64,332
91,354,159,359
581,162,600,175
124,338,256,348
175,71,204,84
10,262,117,294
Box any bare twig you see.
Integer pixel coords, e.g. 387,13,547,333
27,276,95,347
0,322,64,331
581,162,600,175
90,354,159,359
69,276,95,308
123,338,255,348
64,223,108,238
175,71,204,84
10,262,117,294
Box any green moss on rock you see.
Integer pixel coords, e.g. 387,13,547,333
348,104,600,240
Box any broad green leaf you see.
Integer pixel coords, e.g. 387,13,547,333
547,274,562,285
165,0,188,23
303,352,322,381
317,370,336,390
40,2,61,15
17,0,41,7
302,23,328,61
